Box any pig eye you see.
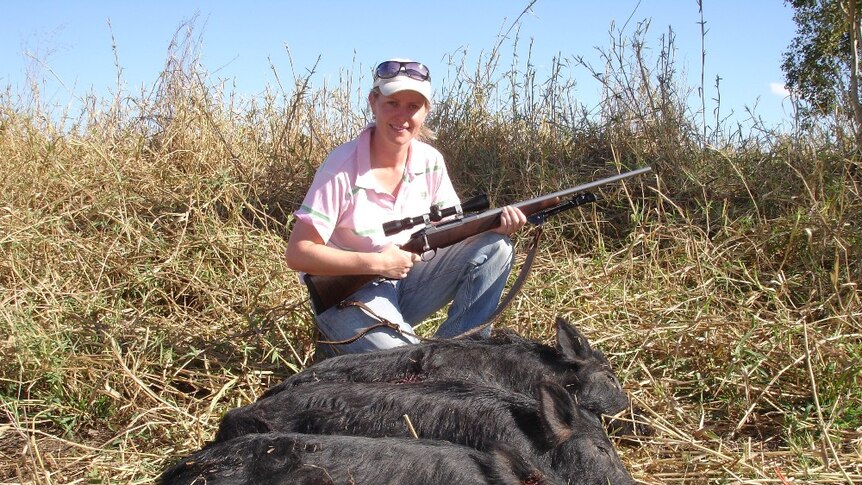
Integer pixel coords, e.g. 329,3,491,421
589,441,613,458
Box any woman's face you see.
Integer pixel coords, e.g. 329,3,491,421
369,90,429,147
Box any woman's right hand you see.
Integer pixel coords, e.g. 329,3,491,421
377,245,421,279
286,220,420,279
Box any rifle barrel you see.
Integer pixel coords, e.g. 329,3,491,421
513,166,652,215
401,166,652,254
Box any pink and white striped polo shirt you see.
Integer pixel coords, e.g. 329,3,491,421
294,125,460,252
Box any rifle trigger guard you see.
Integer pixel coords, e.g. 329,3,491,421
421,248,437,262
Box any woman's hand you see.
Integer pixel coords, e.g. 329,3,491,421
377,245,422,279
493,205,527,236
286,220,419,278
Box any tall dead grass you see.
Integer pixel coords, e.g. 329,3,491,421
1,19,860,484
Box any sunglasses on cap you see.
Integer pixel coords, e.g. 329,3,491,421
374,61,431,82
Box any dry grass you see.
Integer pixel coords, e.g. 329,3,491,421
1,22,861,484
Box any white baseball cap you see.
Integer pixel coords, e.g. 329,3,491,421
372,58,432,104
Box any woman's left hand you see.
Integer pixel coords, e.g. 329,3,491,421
493,205,527,236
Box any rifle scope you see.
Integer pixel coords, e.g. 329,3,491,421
382,194,489,236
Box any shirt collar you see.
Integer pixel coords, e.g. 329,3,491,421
355,125,417,191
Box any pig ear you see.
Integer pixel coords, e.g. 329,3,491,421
537,381,576,446
486,443,549,484
555,316,592,363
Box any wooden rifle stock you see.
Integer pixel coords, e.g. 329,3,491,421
304,166,652,314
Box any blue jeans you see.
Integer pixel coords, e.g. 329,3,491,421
313,232,514,355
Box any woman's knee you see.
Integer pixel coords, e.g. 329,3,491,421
471,232,514,267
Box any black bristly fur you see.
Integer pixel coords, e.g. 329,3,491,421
262,316,641,435
159,432,564,485
215,380,634,485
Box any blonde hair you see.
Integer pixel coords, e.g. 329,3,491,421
369,87,437,141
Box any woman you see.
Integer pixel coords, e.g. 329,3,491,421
285,59,526,355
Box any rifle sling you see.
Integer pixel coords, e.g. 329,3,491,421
446,225,544,339
316,226,544,346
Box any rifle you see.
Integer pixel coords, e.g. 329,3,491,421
304,166,652,313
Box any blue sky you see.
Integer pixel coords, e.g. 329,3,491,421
3,1,796,130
